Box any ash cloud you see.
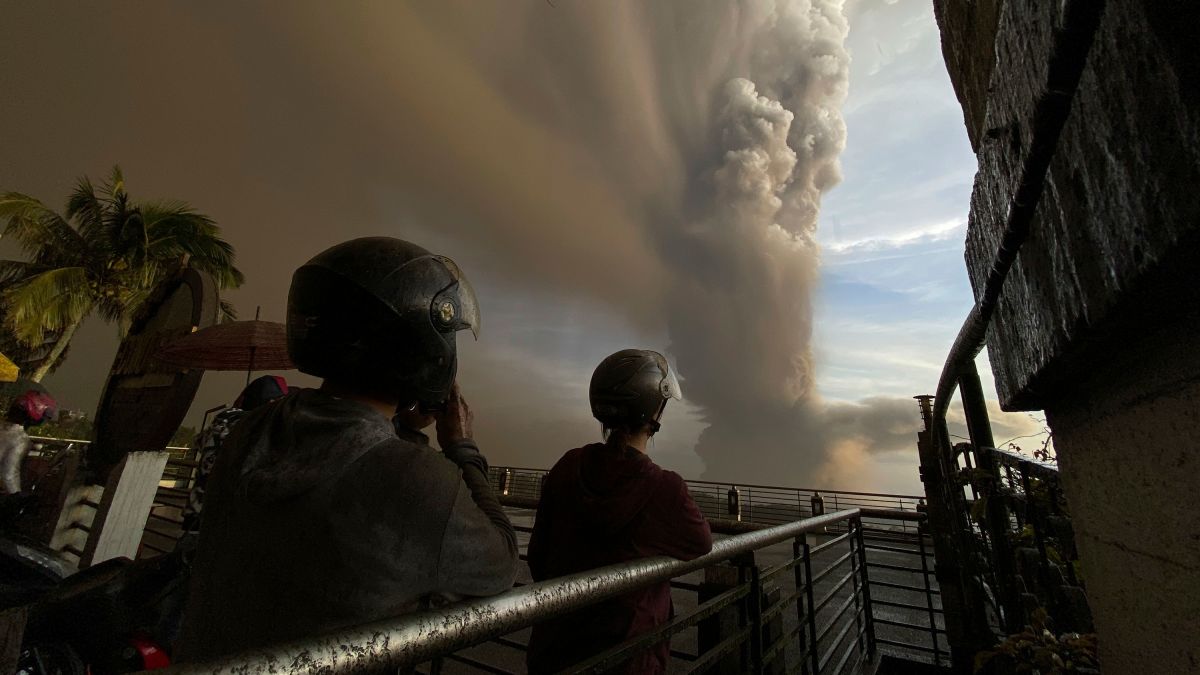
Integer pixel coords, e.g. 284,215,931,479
0,0,987,489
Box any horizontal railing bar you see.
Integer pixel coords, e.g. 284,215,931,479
489,466,924,500
818,610,864,673
814,594,859,645
863,542,925,556
163,508,863,675
875,636,939,654
761,621,806,666
761,586,806,625
441,653,513,675
568,582,751,673
810,550,855,586
872,598,941,613
982,446,1059,474
670,581,702,592
859,508,927,522
141,541,170,554
148,512,185,525
61,544,84,557
669,649,697,662
813,568,857,616
867,579,941,595
491,637,526,651
828,627,867,675
810,531,852,557
872,617,946,633
680,625,752,675
759,553,806,585
866,561,929,574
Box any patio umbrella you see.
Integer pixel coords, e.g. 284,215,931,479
157,315,293,383
0,352,17,383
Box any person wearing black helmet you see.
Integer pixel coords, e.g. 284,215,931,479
177,237,517,662
526,349,713,674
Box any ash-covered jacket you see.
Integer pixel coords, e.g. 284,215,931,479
177,389,517,661
526,444,713,674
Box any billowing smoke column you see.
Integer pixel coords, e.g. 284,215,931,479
661,3,852,483
4,0,1050,490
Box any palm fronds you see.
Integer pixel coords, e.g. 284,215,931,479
0,166,244,374
1,267,92,345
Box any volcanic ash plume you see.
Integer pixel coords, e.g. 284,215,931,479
661,2,852,483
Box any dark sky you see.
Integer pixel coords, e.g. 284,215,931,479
0,2,1042,491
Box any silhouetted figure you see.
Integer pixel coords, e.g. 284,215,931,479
0,389,56,495
527,349,712,674
178,238,516,662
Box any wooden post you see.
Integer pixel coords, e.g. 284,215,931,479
80,451,168,567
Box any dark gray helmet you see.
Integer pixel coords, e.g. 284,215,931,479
287,237,479,406
589,349,682,431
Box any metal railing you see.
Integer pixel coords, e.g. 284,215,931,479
492,466,924,530
954,443,1090,635
165,509,883,675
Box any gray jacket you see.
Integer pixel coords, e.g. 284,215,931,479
177,389,517,661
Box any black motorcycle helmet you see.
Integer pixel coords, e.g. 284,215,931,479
589,349,682,433
287,237,480,406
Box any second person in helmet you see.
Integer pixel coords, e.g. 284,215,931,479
178,237,517,662
526,349,713,674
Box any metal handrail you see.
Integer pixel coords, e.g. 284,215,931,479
161,509,861,675
27,436,193,453
983,445,1059,475
493,465,924,501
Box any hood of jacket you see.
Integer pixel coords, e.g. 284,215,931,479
566,443,661,536
231,388,400,504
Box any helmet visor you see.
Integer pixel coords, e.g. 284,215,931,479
434,256,480,339
656,355,682,401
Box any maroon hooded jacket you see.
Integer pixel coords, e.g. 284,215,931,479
526,444,713,673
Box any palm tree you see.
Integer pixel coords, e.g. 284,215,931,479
0,166,244,381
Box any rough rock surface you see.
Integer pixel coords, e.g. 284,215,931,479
936,2,1200,672
938,0,1200,410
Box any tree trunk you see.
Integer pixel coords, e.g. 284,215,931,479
29,314,85,382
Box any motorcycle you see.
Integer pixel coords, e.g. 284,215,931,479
14,550,186,674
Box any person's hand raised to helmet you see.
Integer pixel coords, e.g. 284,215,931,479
436,382,474,448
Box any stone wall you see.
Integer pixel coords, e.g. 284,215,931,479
938,0,1200,411
935,1,1200,671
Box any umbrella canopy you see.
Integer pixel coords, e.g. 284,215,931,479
157,320,294,371
0,352,17,383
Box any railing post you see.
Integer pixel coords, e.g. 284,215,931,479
854,517,876,659
728,486,742,521
917,518,943,667
793,537,811,674
802,539,820,675
743,553,764,674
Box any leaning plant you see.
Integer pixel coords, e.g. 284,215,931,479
0,166,243,380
